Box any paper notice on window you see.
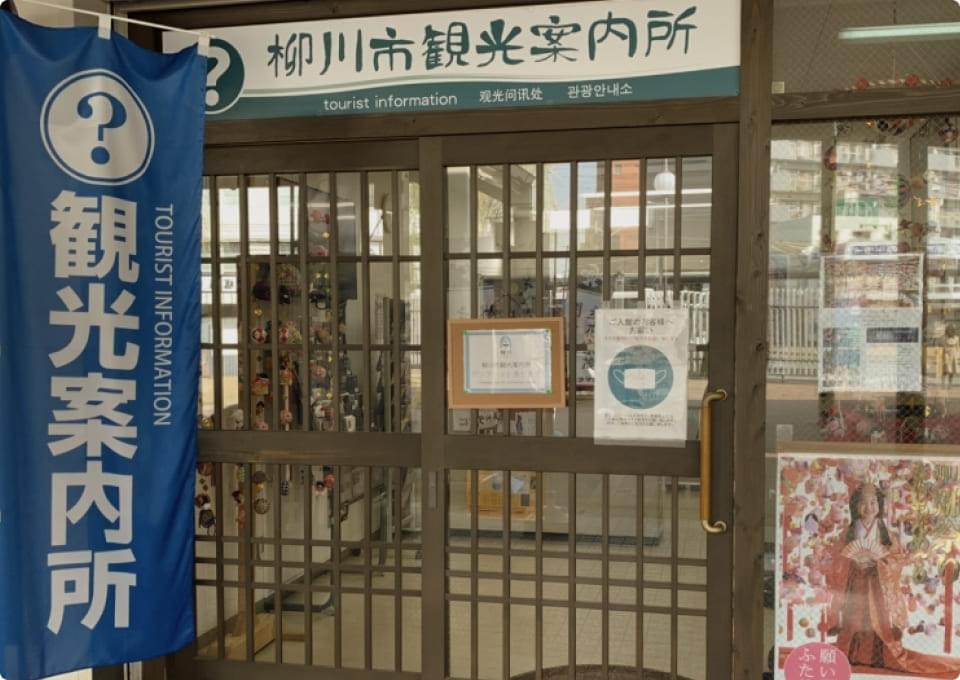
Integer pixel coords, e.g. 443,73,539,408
819,253,924,394
819,308,923,393
594,308,689,444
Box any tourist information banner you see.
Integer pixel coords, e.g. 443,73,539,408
163,0,741,119
0,12,204,680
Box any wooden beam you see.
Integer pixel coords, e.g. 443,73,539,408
200,98,740,147
774,86,960,122
734,1,772,679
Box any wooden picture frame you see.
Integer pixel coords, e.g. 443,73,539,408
447,317,566,409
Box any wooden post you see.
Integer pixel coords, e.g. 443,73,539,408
733,0,773,678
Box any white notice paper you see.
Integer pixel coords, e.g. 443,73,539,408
463,329,551,394
819,307,923,393
595,308,689,443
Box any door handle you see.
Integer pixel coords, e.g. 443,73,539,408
699,388,728,535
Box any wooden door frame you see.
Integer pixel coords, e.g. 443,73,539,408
180,120,742,680
424,122,740,680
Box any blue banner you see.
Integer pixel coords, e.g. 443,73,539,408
0,12,204,680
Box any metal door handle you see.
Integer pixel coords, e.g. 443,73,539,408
699,388,728,535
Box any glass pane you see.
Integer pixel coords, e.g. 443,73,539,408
201,262,213,343
611,159,640,250
370,350,394,432
766,117,960,678
250,349,273,431
222,349,242,429
477,409,505,435
577,257,602,345
575,349,594,438
248,263,271,345
370,262,394,345
400,171,420,256
543,163,572,252
511,164,537,252
510,258,537,317
372,594,396,671
577,161,604,251
611,255,640,305
307,173,332,257
369,171,393,256
221,588,246,659
478,165,504,253
218,176,241,258
278,174,300,256
278,349,303,430
447,166,471,254
543,257,570,320
199,348,214,430
195,585,218,657
312,590,335,666
277,263,304,345
646,158,676,250
447,260,472,320
681,156,712,249
478,259,505,318
341,593,364,668
201,177,212,258
448,600,471,679
402,596,421,672
401,262,421,344
309,263,333,347
337,172,362,256
309,346,335,432
221,262,239,343
645,254,674,304
681,255,710,294
401,352,422,433
340,350,364,432
247,175,270,256
773,0,960,94
678,616,706,680
544,405,569,437
339,263,364,345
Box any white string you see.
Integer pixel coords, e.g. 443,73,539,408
12,0,213,44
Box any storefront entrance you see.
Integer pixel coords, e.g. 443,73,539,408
183,123,740,680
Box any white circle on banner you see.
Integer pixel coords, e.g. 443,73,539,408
41,69,155,186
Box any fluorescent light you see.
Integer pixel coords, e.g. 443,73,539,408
839,22,960,43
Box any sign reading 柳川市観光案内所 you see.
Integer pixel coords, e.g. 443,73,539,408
162,0,740,120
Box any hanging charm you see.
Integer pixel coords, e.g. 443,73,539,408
199,503,216,534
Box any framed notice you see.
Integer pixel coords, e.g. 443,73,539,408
448,318,565,409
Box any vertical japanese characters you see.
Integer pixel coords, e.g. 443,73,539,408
46,189,140,633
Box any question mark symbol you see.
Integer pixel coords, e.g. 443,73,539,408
206,45,230,108
77,92,127,165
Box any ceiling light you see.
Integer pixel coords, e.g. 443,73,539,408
839,22,960,43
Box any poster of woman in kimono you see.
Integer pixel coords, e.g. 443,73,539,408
776,453,960,679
